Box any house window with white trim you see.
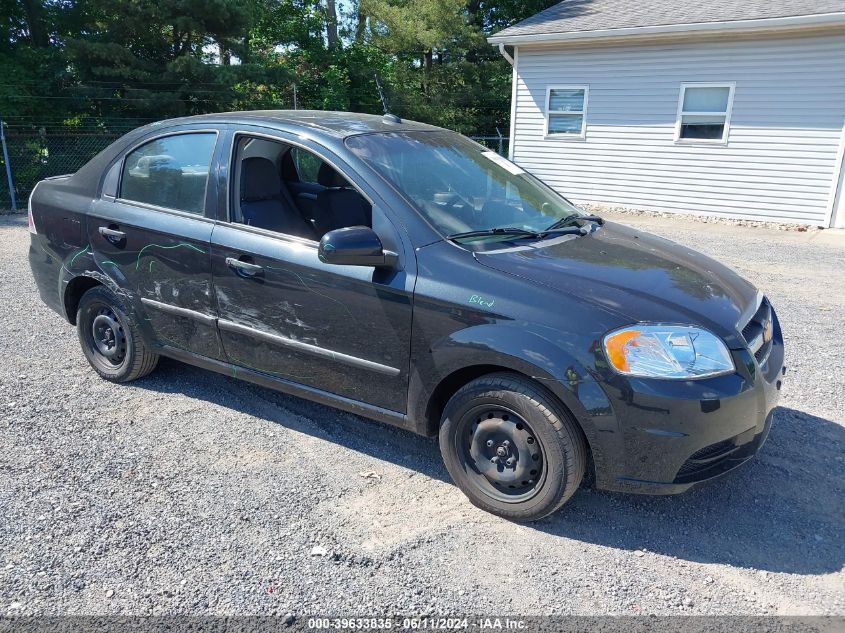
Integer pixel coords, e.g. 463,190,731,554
545,86,588,137
676,83,735,143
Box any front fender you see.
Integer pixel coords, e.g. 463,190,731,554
407,322,618,479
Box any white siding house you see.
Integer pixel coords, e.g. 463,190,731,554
490,1,845,227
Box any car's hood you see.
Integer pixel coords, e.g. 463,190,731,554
473,221,759,347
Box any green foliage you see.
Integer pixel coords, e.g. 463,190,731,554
362,0,478,54
0,0,562,134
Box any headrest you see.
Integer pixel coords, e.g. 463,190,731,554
137,155,178,175
317,162,348,188
241,157,280,201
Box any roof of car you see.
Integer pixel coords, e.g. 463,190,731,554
147,110,443,138
489,0,845,42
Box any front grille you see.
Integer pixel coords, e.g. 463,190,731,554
741,297,773,365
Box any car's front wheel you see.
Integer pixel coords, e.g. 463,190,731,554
77,285,159,382
439,373,586,521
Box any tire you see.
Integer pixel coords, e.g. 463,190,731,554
76,285,159,382
439,372,586,521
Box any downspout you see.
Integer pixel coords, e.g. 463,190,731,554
498,43,514,66
827,117,845,228
496,43,518,160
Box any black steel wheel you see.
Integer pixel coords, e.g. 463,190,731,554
77,285,159,382
89,306,127,366
460,406,546,502
439,372,586,521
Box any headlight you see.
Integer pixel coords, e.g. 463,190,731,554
603,325,734,379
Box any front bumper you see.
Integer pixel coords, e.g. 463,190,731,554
593,313,785,495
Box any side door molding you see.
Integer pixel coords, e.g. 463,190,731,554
140,297,217,326
217,318,401,377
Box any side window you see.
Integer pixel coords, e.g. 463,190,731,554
675,83,734,143
233,136,372,239
233,135,316,240
545,86,588,138
120,132,216,214
290,146,323,184
102,161,121,198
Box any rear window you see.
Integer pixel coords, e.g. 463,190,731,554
120,132,216,214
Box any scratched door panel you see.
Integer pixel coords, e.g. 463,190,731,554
85,198,223,360
210,223,412,412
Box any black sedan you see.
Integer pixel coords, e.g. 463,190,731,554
27,111,784,520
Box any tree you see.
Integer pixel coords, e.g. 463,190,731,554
324,0,339,49
0,0,562,135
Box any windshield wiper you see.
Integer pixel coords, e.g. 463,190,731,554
538,226,589,238
447,225,588,242
545,213,605,232
447,227,543,241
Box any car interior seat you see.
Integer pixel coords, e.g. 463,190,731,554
240,156,314,238
312,162,371,237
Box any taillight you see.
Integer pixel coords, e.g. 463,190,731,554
27,195,37,234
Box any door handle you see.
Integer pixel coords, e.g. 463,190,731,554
226,256,264,276
98,226,126,239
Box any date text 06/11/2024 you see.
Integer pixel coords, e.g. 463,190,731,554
306,617,527,630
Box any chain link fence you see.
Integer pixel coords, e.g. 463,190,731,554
0,122,145,209
0,120,508,210
469,134,510,158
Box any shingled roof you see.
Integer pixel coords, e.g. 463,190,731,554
489,0,845,43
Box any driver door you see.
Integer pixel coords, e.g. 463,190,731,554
210,129,415,412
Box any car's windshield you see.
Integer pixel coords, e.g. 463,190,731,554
345,131,584,240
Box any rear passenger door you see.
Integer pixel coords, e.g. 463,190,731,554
87,128,225,360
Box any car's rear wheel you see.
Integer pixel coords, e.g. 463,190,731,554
77,285,159,382
439,372,586,521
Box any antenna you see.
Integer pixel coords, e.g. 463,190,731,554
374,74,389,114
374,74,401,124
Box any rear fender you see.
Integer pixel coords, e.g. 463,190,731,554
59,253,138,324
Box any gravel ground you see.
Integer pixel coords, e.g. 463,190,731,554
0,212,843,617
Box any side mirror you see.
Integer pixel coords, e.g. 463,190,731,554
318,226,398,269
